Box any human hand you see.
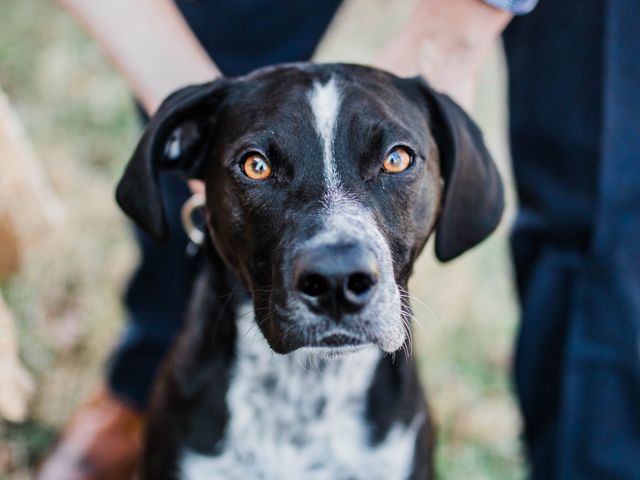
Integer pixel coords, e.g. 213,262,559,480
373,0,511,111
188,180,205,195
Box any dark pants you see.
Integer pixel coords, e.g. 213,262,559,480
505,0,640,478
108,0,640,477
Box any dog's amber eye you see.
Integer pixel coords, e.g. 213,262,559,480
242,153,272,180
382,147,413,174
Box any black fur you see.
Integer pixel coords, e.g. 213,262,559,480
116,63,504,479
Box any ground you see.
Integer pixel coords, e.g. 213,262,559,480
0,0,524,478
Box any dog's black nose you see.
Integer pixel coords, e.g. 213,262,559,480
294,243,379,317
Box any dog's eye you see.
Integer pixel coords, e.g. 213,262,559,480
242,153,272,180
382,147,413,174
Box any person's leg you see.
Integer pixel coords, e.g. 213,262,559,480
107,171,197,410
555,1,640,477
504,1,604,474
505,0,640,478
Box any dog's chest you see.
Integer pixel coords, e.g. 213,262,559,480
179,305,420,480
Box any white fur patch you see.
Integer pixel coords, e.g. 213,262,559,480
179,304,421,480
308,78,342,194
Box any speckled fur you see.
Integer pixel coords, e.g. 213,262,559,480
179,304,423,480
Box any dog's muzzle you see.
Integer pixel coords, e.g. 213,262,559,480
270,198,405,354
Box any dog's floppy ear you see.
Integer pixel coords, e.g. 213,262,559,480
116,79,227,240
416,78,504,262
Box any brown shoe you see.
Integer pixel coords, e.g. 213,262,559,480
36,389,144,480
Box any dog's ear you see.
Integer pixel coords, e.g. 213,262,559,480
415,78,504,262
116,79,227,240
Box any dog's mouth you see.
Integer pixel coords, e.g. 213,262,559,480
251,284,406,355
298,344,369,359
315,332,366,347
298,331,370,357
303,332,371,358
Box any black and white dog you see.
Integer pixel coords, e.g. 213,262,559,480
116,63,503,480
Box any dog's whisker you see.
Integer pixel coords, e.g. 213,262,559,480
312,354,322,374
398,288,439,327
239,315,261,341
400,305,415,329
295,355,310,373
398,310,414,360
397,304,425,331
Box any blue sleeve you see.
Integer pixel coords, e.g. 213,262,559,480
484,0,538,14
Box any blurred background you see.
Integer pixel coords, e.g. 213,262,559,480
0,0,523,478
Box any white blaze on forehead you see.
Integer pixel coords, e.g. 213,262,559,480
308,77,342,192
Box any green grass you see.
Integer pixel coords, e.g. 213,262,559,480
0,1,525,478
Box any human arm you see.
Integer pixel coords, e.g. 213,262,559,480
373,0,517,111
56,0,219,115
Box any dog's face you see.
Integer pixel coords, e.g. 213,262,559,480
116,64,503,355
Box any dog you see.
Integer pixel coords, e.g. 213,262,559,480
115,63,504,480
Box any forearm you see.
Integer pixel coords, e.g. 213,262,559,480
56,0,219,114
374,0,512,109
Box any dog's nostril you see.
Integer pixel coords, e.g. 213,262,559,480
298,274,330,297
346,272,376,296
293,243,380,315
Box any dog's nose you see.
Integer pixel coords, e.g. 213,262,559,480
293,243,379,316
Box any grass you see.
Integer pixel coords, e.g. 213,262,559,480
0,0,525,478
